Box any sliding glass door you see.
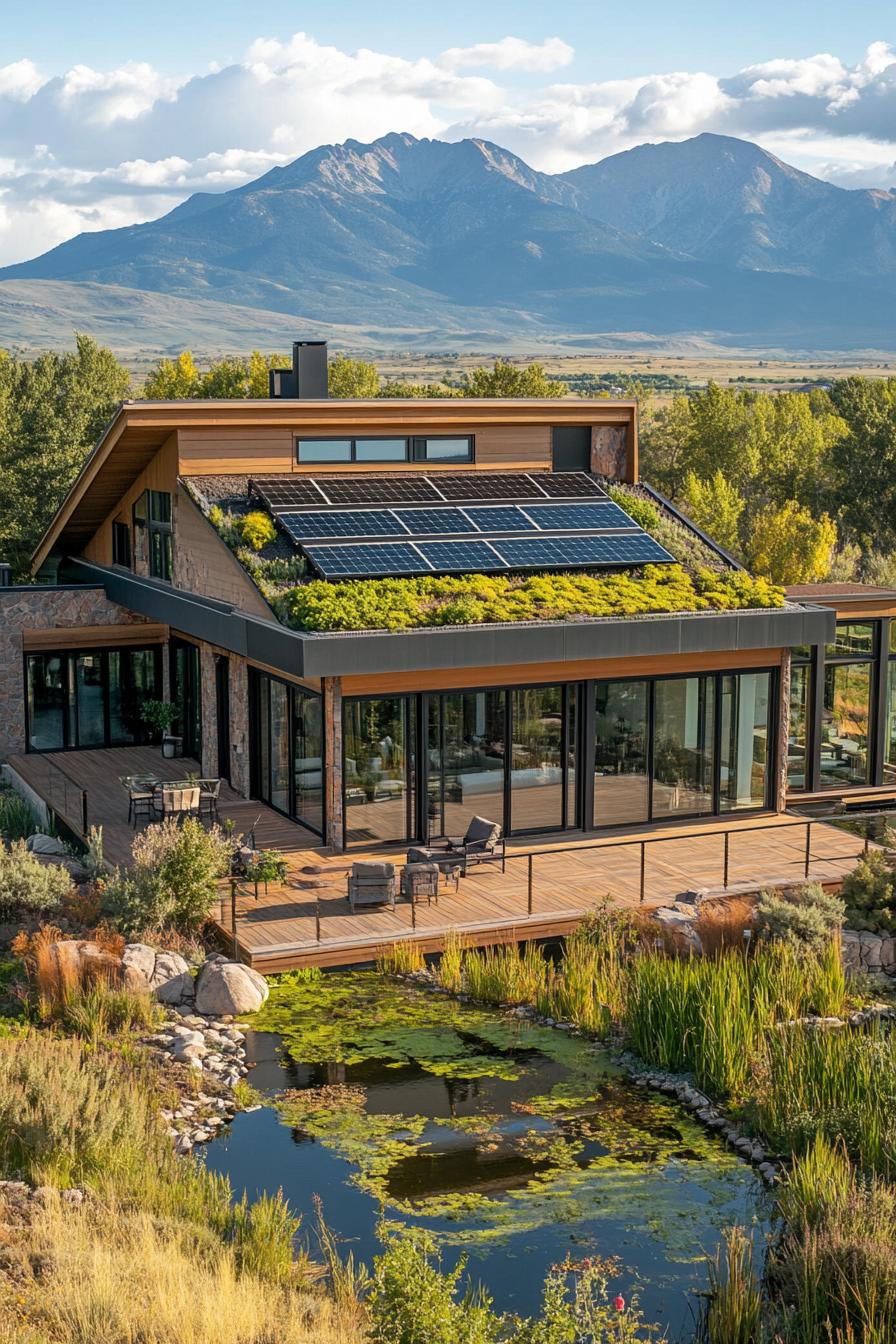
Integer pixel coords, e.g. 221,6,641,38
26,647,161,752
719,671,771,811
652,675,716,819
343,696,415,845
170,639,201,760
251,669,325,838
594,680,650,825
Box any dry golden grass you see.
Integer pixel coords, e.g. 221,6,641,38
6,1195,363,1344
694,895,756,955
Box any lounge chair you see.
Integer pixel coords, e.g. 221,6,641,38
154,785,200,822
347,861,397,912
407,815,505,876
400,862,441,905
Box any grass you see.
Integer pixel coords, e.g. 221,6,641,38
375,941,425,975
700,1226,762,1344
2,1195,359,1344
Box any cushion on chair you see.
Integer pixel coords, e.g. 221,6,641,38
351,861,395,879
464,816,501,849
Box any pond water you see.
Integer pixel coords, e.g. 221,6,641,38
203,972,769,1337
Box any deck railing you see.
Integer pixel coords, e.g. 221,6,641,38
224,808,892,959
21,754,89,836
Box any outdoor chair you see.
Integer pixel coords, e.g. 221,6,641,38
407,815,505,877
199,778,221,822
154,784,201,822
400,862,440,905
347,861,397,912
128,786,154,828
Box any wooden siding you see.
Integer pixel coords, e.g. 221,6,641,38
23,623,167,651
177,422,554,475
340,647,786,697
82,435,179,566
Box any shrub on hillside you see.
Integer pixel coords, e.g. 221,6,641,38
840,850,896,933
755,882,844,954
0,840,71,918
236,510,276,551
100,818,231,934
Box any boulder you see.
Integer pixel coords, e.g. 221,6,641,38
26,833,69,856
122,943,156,984
841,929,862,971
150,951,194,1005
194,959,269,1016
859,932,883,969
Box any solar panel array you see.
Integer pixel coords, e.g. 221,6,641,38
248,471,675,579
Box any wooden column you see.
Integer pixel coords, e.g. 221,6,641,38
323,676,344,852
776,648,792,812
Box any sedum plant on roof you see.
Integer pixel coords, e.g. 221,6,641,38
277,565,784,633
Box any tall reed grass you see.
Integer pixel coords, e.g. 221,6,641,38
375,941,424,976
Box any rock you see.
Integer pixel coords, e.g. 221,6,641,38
171,1028,205,1048
859,932,883,969
194,959,269,1016
122,943,156,984
840,929,863,971
26,833,69,856
151,952,194,1006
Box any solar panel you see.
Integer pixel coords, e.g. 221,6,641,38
523,502,637,532
460,506,532,532
415,541,506,572
392,507,477,535
280,510,405,540
304,543,431,578
251,477,328,510
432,473,550,501
526,472,606,498
317,476,442,505
493,535,675,569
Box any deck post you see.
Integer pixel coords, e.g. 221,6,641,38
804,822,812,878
527,854,533,916
323,677,344,852
723,831,730,888
80,790,88,836
639,841,646,903
315,893,322,943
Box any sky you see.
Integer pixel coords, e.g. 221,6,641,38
0,0,895,266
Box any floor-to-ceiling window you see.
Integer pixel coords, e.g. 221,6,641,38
343,696,414,845
719,671,771,811
652,675,717,819
427,691,506,839
885,623,896,786
251,670,325,837
25,647,161,752
508,686,578,833
818,623,875,789
170,639,201,760
786,651,812,792
594,680,650,825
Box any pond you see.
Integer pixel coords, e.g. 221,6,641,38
203,971,770,1336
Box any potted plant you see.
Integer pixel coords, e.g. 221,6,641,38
140,700,182,758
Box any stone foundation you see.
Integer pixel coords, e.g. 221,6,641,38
841,928,896,976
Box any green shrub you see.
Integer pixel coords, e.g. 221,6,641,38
236,510,276,552
101,818,231,933
367,1231,498,1344
0,789,39,841
755,882,845,953
608,486,661,533
841,850,896,932
0,840,71,917
282,565,784,633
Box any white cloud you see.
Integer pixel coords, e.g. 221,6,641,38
1,34,896,266
438,37,574,73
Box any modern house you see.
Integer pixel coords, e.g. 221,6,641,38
0,341,892,962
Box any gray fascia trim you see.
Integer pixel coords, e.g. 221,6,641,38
65,559,834,682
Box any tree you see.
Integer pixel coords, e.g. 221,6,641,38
459,359,563,398
0,334,131,575
142,351,199,399
829,377,896,550
681,470,745,553
379,379,459,398
327,354,380,398
747,500,837,585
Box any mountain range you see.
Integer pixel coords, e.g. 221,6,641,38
3,131,896,353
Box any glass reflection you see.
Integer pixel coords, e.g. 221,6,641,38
652,676,716,818
293,690,323,834
594,681,649,825
719,671,771,811
510,686,565,832
428,692,505,839
786,663,810,792
344,698,413,845
820,663,871,788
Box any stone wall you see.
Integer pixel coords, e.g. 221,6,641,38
192,640,250,796
0,587,150,759
841,928,896,977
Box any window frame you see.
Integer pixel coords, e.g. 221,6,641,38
295,434,475,465
133,489,173,581
111,520,131,568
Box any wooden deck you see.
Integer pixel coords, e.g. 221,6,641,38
215,813,871,972
5,745,315,868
